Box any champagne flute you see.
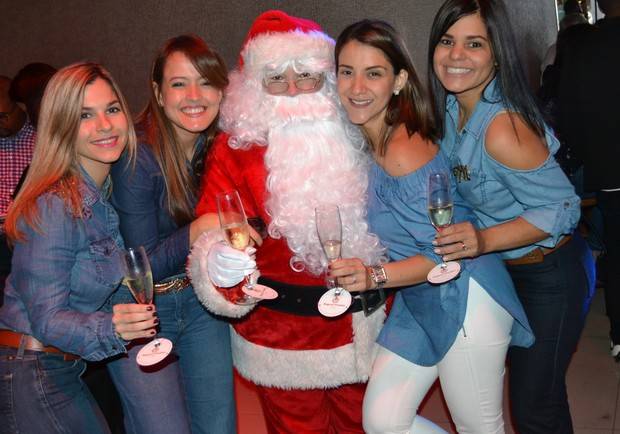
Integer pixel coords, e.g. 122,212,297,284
427,172,461,284
316,204,352,316
216,190,277,304
120,246,172,366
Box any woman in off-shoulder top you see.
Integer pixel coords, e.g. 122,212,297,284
330,19,533,434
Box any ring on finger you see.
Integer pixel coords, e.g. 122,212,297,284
461,241,468,250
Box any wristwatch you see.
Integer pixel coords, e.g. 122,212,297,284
368,264,388,290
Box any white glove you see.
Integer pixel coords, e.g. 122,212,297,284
207,241,257,288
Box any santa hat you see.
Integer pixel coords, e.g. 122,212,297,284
239,10,335,76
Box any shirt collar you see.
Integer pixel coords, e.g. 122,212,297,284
0,120,35,144
78,166,111,207
189,133,207,167
446,77,500,139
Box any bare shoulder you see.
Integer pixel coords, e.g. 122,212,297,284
484,112,549,170
381,130,439,177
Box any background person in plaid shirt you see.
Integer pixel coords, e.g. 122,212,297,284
0,75,36,296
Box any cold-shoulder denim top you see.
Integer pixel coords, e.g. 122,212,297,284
440,78,580,260
0,170,127,361
110,134,205,282
370,151,534,367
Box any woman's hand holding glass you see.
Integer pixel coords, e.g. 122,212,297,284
111,303,158,341
120,246,172,366
329,257,371,293
433,220,484,261
427,172,461,283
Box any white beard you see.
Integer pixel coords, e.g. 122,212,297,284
261,91,385,275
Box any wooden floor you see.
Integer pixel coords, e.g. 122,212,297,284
235,287,620,433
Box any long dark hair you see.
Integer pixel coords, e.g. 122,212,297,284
138,34,228,225
335,20,437,155
428,0,545,139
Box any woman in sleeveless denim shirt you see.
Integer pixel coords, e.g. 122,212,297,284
428,1,595,433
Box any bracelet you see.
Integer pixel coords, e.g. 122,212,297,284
368,264,388,290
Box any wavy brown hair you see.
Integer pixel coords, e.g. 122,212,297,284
335,20,437,155
5,62,136,241
137,34,228,226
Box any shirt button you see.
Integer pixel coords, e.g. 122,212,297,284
563,201,570,208
296,298,302,304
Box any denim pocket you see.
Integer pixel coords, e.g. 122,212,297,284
455,165,488,209
0,368,18,434
36,355,85,402
76,237,124,307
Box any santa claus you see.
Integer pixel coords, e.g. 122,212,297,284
188,10,387,432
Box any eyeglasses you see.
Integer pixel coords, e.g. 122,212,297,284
0,105,17,122
263,72,323,95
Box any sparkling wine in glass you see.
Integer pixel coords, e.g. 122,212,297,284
216,190,277,303
427,172,461,284
120,246,172,366
316,204,352,317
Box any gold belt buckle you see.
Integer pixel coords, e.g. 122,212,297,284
154,277,190,294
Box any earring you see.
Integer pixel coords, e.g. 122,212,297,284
393,89,400,96
494,62,499,68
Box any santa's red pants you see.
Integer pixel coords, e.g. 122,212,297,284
256,382,367,434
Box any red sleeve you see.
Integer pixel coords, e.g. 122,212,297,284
195,133,321,286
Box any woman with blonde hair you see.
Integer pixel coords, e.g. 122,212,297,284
0,62,156,433
108,34,235,433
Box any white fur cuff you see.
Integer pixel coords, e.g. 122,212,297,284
187,230,255,318
232,309,386,389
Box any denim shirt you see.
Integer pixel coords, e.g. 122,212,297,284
370,152,534,367
0,170,127,361
440,78,581,259
110,135,204,282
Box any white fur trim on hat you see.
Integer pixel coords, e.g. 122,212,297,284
242,30,335,77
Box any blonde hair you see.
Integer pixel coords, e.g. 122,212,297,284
5,62,137,241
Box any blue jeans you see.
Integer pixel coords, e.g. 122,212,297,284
0,346,110,434
107,285,235,434
597,191,620,341
507,234,594,434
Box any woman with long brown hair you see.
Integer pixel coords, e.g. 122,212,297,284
107,34,235,433
331,20,533,433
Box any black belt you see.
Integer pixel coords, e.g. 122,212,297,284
257,277,387,317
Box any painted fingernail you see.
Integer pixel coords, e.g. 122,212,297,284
434,248,440,254
150,330,156,336
154,318,159,325
146,306,154,311
432,240,438,246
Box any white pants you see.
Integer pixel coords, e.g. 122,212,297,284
363,278,513,434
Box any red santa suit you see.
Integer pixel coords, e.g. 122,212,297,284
188,10,387,433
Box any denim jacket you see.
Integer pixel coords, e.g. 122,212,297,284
0,169,127,361
440,78,581,259
110,136,205,282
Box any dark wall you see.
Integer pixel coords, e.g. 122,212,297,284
1,0,558,112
